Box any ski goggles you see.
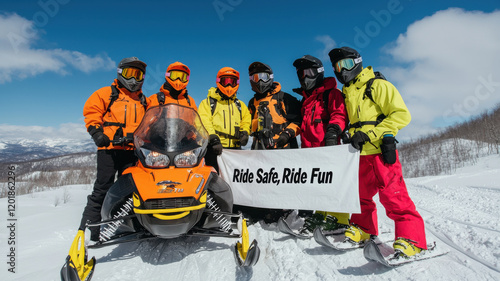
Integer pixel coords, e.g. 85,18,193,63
249,72,273,83
218,75,239,87
334,57,362,73
297,67,324,79
166,70,189,82
118,67,144,81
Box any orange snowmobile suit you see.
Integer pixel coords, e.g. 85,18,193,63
83,79,147,150
248,82,301,143
148,86,197,110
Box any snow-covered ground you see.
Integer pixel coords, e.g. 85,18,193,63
1,155,500,281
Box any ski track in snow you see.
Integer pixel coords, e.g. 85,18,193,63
1,155,500,281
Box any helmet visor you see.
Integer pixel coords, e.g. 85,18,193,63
119,67,144,81
167,70,189,82
334,58,362,73
219,75,239,87
298,67,324,79
250,72,273,83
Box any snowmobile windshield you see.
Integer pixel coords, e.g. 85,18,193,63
134,104,209,157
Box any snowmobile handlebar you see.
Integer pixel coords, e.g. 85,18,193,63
111,133,134,146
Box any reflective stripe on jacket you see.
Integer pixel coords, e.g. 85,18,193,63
198,87,251,148
83,79,146,150
299,77,347,148
343,67,411,155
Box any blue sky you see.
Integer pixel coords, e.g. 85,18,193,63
1,0,499,142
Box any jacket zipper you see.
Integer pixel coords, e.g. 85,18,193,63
311,105,316,125
223,110,226,129
124,105,127,128
228,100,232,138
134,104,137,123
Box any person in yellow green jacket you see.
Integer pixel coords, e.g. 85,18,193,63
198,67,251,172
329,47,427,258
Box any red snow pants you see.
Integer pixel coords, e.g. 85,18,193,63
350,151,427,249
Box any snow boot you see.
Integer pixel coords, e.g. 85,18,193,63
300,212,325,234
324,213,349,231
89,226,100,242
344,224,371,244
393,238,423,258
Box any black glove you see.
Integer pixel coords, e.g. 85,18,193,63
324,124,341,146
239,131,249,147
381,135,397,164
276,129,294,148
350,131,370,151
209,134,223,155
88,125,110,147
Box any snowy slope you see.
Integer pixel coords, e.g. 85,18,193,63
0,139,95,163
1,155,500,281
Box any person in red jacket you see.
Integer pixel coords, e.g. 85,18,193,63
292,55,350,234
80,57,148,241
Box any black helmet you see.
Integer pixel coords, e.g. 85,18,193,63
117,57,147,92
293,55,325,91
328,47,362,85
248,62,274,94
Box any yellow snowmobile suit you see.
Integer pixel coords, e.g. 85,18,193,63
198,87,251,148
342,67,411,155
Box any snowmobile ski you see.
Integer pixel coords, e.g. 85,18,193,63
234,218,260,267
313,227,390,251
363,240,449,267
60,230,95,281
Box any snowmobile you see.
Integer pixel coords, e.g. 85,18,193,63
61,104,260,281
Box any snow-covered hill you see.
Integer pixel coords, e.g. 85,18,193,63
1,155,499,281
0,138,95,163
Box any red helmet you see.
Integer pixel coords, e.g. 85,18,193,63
165,62,190,91
216,67,239,98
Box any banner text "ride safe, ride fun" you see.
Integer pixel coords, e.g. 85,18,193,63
232,167,333,186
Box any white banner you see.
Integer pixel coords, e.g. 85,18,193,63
217,145,361,213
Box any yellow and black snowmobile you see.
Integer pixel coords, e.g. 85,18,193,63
60,104,260,281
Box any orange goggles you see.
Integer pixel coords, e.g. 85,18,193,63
119,67,144,81
166,70,189,83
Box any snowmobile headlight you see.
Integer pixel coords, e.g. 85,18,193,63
142,148,170,168
174,147,203,168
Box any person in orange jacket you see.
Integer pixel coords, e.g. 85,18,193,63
148,62,197,110
80,57,148,241
247,62,302,150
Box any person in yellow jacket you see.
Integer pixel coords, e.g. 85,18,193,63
148,62,197,110
80,57,148,241
198,67,251,172
329,47,427,258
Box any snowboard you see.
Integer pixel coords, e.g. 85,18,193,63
277,217,312,239
363,240,449,267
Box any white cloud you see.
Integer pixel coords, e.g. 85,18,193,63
0,123,88,141
381,8,500,140
315,35,337,61
0,13,115,83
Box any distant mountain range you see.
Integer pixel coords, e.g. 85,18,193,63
0,138,96,163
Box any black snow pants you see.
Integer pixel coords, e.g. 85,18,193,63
79,150,137,239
